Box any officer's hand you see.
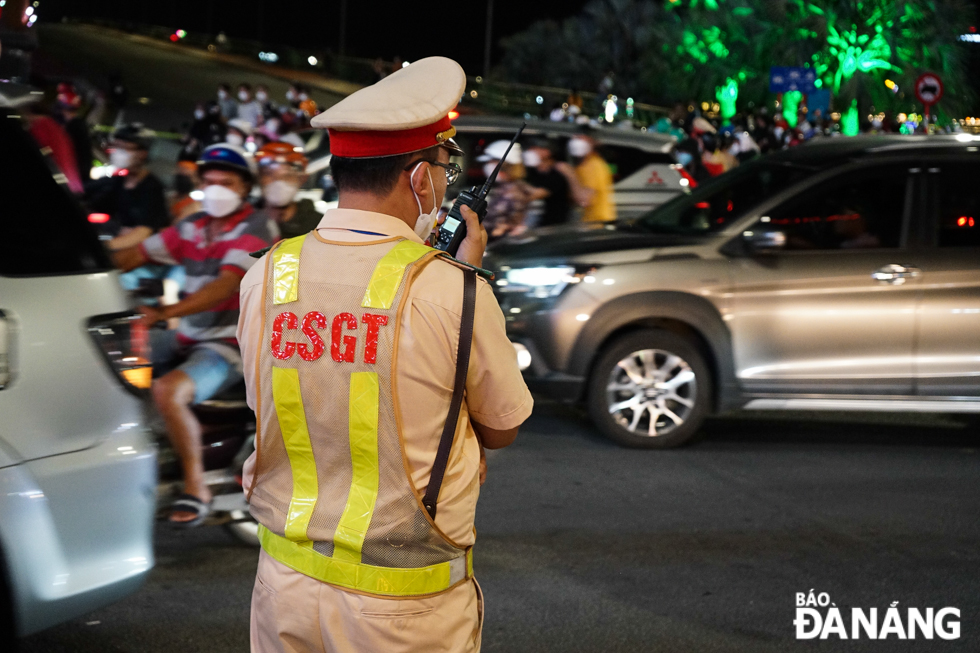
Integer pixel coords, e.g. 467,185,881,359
455,204,488,268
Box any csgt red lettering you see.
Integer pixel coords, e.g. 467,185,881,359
272,311,388,364
298,312,327,362
361,314,388,364
271,312,298,360
331,312,358,363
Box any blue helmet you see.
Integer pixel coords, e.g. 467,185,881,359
196,143,256,182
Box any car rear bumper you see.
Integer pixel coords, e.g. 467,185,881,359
0,424,156,637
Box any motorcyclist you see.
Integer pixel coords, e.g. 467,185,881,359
86,123,169,251
252,142,321,239
112,143,279,527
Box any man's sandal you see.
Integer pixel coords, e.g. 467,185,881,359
169,493,213,529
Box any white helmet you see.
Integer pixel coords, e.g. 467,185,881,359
476,139,523,164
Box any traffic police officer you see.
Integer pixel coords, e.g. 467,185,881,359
237,57,533,652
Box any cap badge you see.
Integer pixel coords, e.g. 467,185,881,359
435,126,457,143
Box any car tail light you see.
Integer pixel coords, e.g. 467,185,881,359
87,312,152,396
88,213,111,224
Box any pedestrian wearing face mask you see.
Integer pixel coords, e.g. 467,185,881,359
217,83,238,121
182,101,227,161
568,132,616,222
225,118,253,149
238,57,531,653
236,83,264,129
523,140,580,227
254,84,275,118
478,140,538,240
86,124,169,250
112,143,279,528
252,142,321,239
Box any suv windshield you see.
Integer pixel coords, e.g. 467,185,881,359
638,160,816,235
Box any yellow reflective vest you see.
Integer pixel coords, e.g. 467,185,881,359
248,234,472,597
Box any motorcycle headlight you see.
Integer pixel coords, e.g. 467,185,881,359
496,266,587,298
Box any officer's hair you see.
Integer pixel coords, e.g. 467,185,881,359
330,146,439,197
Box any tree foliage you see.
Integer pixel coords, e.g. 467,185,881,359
499,0,975,117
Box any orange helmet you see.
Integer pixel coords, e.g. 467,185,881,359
254,141,308,171
299,98,318,117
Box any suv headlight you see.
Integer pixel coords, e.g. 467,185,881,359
496,266,591,298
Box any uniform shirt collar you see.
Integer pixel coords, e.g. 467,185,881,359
315,208,424,244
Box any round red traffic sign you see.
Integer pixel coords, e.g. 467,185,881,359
915,73,944,106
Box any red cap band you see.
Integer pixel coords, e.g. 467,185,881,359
328,115,453,158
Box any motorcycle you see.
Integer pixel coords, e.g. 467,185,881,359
130,277,260,545
153,379,259,545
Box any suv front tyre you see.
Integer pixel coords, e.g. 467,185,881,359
587,329,712,449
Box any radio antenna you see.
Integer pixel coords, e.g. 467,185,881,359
477,121,526,198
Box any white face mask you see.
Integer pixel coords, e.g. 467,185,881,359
226,132,245,147
110,149,134,170
263,180,299,207
217,89,228,100
201,184,243,218
256,91,268,103
194,109,206,120
410,163,440,241
238,90,250,102
286,89,297,102
523,150,542,168
568,138,592,158
482,162,498,179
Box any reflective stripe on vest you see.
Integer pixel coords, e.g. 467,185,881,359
361,240,432,309
272,234,308,305
258,525,473,597
333,371,380,562
271,367,318,541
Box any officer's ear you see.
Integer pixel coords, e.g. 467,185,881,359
408,161,432,197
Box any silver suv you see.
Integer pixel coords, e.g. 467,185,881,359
484,135,980,448
0,95,156,642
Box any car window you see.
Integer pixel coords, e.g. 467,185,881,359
0,109,112,276
640,160,812,235
935,162,980,247
756,166,907,250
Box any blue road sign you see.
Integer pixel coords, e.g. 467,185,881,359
769,67,817,93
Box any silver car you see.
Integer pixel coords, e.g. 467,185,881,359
485,135,980,448
0,91,156,642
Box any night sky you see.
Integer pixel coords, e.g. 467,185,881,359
36,0,591,74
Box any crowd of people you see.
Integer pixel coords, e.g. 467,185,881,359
475,131,617,242
181,80,319,163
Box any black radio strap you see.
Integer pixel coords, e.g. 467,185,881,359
422,269,477,520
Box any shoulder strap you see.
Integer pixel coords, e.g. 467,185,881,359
422,268,478,520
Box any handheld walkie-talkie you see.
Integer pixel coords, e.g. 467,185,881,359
434,122,526,257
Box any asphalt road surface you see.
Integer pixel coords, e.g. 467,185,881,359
20,404,980,653
33,24,346,132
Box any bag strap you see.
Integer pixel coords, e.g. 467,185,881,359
422,269,477,520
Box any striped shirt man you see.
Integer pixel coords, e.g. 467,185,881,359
139,204,278,364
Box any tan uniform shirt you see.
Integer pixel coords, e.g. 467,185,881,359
239,208,533,547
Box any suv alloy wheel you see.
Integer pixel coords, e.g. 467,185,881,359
587,329,712,448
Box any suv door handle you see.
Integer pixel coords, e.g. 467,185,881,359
872,264,921,284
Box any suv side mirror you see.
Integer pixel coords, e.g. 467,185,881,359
743,229,786,254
